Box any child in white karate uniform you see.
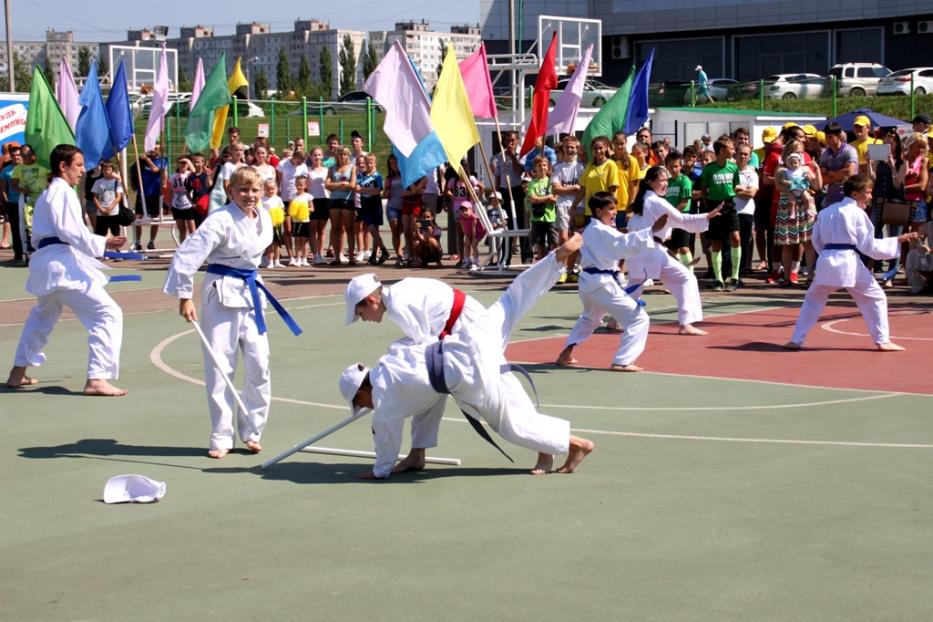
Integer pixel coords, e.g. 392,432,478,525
165,167,301,458
784,175,917,351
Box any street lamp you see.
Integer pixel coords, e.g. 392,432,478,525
245,55,259,99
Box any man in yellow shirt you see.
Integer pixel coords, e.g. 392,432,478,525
851,115,880,175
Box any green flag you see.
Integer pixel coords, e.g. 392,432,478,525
581,66,636,160
25,66,76,170
184,53,229,153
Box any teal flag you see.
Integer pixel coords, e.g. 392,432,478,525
581,66,635,160
184,53,229,152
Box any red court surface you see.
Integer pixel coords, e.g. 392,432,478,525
507,305,933,395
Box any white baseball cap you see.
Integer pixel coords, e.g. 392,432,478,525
344,273,381,325
695,65,703,71
339,362,370,415
103,474,166,504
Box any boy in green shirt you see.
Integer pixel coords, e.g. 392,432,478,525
664,151,694,270
526,156,558,261
698,137,741,290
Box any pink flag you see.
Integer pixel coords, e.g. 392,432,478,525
190,58,205,109
547,44,593,135
458,42,497,119
55,57,80,131
144,47,169,152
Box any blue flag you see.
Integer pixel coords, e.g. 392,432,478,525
623,48,655,136
102,59,133,160
74,60,112,169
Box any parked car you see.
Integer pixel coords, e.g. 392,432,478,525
683,78,740,103
877,67,933,96
549,79,617,108
748,73,826,100
297,90,383,115
827,63,892,96
650,80,692,105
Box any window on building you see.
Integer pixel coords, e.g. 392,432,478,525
735,31,829,81
835,29,882,66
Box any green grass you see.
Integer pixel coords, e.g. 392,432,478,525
678,93,933,120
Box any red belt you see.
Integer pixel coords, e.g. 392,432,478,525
438,288,466,340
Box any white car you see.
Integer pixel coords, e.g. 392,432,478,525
877,67,933,96
761,73,826,100
550,79,617,108
827,63,892,96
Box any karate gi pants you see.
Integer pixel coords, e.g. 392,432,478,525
14,284,122,379
628,247,704,326
445,253,570,455
563,276,649,367
790,268,890,346
200,293,271,450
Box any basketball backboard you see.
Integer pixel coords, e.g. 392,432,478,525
537,16,602,77
107,45,178,93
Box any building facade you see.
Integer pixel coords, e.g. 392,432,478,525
1,29,100,82
480,0,933,83
368,20,481,88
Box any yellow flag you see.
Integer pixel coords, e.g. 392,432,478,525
430,44,480,167
210,57,250,149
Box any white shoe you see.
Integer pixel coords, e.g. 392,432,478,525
265,262,275,269
355,252,366,263
362,250,372,260
469,264,480,272
643,278,654,287
274,261,285,268
302,258,310,266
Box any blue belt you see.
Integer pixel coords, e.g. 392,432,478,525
205,263,302,336
36,237,143,282
824,243,857,251
425,340,513,463
582,267,647,306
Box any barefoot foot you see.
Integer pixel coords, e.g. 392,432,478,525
83,379,127,396
610,363,643,372
605,319,624,333
393,448,427,473
678,324,708,336
556,346,578,367
877,341,906,352
245,440,263,453
782,341,802,351
6,366,38,388
207,448,230,459
557,437,594,473
530,453,553,475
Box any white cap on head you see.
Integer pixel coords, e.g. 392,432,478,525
785,152,803,164
339,362,370,415
344,274,381,325
695,65,703,71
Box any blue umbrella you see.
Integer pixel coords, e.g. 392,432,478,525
817,108,909,130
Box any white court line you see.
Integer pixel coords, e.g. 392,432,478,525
821,314,933,342
150,328,928,450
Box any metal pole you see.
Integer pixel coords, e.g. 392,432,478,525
301,95,308,144
4,0,13,91
690,80,696,107
338,117,344,145
232,94,238,127
831,76,837,118
366,96,373,149
319,96,325,143
910,73,916,121
270,96,276,147
508,0,516,119
759,79,764,111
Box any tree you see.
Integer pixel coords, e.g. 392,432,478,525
177,65,192,92
77,46,91,76
276,48,291,96
318,46,333,99
42,55,54,84
254,68,269,99
435,39,449,82
97,53,108,77
297,55,312,97
338,34,356,96
0,51,32,92
362,41,378,80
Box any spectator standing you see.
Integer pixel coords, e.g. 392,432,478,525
733,143,759,277
698,136,742,290
383,154,405,264
307,147,331,265
325,147,357,265
819,122,859,207
695,65,713,102
611,132,642,227
184,153,212,228
492,131,531,263
0,144,23,261
552,136,585,278
129,143,168,251
169,157,196,243
11,144,49,261
526,156,558,260
91,160,124,238
851,115,881,176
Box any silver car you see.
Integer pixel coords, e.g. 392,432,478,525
760,73,826,100
827,63,892,96
877,67,933,96
550,79,617,108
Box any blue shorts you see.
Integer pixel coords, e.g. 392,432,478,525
386,205,402,222
912,200,929,223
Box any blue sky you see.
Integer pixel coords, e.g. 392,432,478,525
9,0,480,41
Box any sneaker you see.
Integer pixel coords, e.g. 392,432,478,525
643,278,654,288
355,252,366,262
132,243,142,251
147,241,156,250
274,261,285,268
725,279,738,291
789,272,799,285
712,280,725,291
469,263,481,273
313,254,326,265
368,252,378,265
377,247,390,265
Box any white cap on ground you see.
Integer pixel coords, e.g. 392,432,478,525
339,362,371,416
103,474,166,504
344,274,381,325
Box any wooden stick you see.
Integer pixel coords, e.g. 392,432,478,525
300,446,461,466
260,409,370,469
129,134,148,247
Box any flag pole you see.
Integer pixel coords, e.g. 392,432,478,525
130,134,147,248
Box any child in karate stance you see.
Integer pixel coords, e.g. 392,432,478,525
165,167,300,458
784,175,917,352
342,234,595,478
556,192,664,372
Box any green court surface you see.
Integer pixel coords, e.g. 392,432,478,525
2,263,933,621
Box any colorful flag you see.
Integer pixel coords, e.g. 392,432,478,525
519,32,558,156
190,58,205,109
432,45,480,168
364,41,446,186
55,57,80,131
74,60,112,170
144,47,169,152
458,42,497,119
623,48,655,136
581,66,636,159
102,59,133,160
184,53,229,153
547,44,593,136
25,66,75,170
209,57,249,149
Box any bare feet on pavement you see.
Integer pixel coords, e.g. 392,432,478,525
245,440,263,453
877,341,905,351
610,363,642,372
556,346,578,367
83,379,127,396
678,324,708,336
393,448,427,473
208,448,230,459
605,319,623,333
555,233,583,263
530,453,553,475
557,436,594,473
6,366,38,388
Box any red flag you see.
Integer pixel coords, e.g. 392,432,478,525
519,32,558,156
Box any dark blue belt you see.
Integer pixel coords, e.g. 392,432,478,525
36,237,143,282
205,263,302,336
425,340,513,463
582,267,647,306
824,243,857,251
